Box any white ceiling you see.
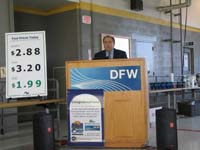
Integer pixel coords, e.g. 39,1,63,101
14,0,75,11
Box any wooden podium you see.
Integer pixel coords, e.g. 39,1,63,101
65,58,149,148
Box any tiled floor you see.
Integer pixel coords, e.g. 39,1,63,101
1,116,200,150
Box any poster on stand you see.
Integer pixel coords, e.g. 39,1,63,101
5,31,47,99
67,89,104,146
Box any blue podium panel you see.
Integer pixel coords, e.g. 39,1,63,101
70,66,141,91
67,89,104,146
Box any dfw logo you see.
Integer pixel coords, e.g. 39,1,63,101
107,66,141,90
70,66,141,91
110,69,138,80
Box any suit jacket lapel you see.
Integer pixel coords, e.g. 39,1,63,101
113,49,116,58
103,50,107,58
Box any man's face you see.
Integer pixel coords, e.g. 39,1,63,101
103,37,114,51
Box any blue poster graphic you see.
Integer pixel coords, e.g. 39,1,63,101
67,89,104,146
70,66,141,91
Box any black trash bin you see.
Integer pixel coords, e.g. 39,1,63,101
33,113,55,150
156,108,178,150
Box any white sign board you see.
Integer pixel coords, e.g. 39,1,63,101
5,31,47,99
70,94,102,142
67,89,104,146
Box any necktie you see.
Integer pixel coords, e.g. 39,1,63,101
108,51,111,59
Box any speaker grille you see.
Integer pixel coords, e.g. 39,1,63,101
33,113,55,150
156,108,178,150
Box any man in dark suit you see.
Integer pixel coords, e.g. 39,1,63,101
93,35,128,60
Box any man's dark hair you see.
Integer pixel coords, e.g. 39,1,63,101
103,35,115,44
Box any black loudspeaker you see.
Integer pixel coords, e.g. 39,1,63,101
33,113,55,150
156,108,178,150
130,0,143,11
